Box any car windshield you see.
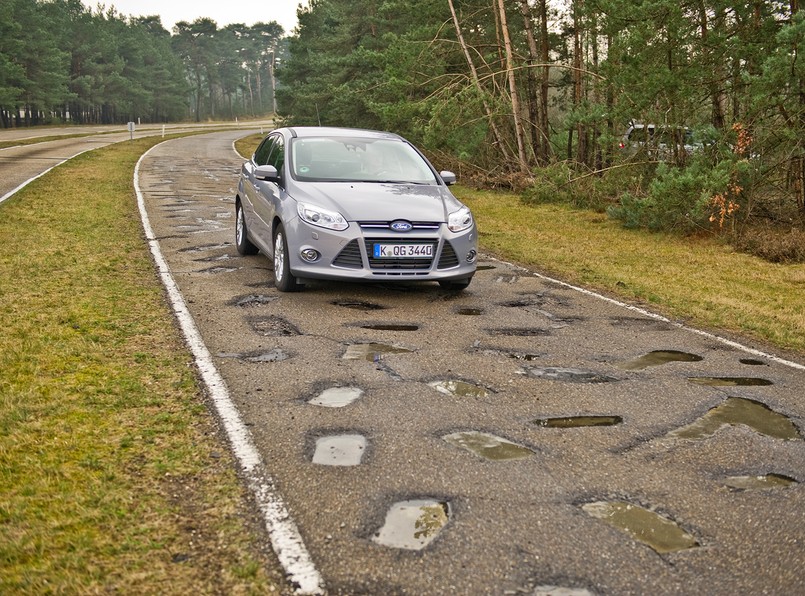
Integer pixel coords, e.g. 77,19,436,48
290,136,438,184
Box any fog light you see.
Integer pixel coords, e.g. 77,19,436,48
300,248,320,262
466,250,477,263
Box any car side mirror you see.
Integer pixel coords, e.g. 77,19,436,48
255,164,280,182
440,170,457,186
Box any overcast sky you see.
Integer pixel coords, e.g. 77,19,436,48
82,0,306,35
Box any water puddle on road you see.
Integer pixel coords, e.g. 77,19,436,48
533,416,623,428
309,387,364,408
581,501,699,554
443,431,535,460
723,473,797,490
668,397,801,441
312,434,367,466
372,499,451,550
342,342,414,361
523,367,619,384
688,376,773,387
618,350,703,371
429,380,489,398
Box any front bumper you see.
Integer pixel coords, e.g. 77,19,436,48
286,219,477,283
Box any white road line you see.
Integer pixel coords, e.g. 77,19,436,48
134,141,325,595
487,255,805,371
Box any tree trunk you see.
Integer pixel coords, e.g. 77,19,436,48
446,0,512,161
496,0,530,173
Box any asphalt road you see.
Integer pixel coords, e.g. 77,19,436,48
135,130,802,595
0,122,272,202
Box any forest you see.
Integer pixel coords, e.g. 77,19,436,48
0,0,284,126
2,0,804,257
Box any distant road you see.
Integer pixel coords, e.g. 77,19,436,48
0,121,272,204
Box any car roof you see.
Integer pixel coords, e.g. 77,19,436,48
284,126,405,141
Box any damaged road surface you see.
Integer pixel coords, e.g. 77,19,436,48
137,130,805,595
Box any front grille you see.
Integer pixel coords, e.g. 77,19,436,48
358,221,441,231
364,238,436,270
332,240,363,268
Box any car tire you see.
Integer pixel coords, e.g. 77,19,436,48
273,224,302,292
439,277,472,291
235,200,258,256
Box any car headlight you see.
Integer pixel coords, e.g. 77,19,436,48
447,206,473,232
297,202,348,231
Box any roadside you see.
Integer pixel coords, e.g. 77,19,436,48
0,136,293,594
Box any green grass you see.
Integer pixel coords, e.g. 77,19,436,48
0,138,286,594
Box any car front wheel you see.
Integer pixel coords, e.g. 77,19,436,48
273,225,302,292
235,200,258,255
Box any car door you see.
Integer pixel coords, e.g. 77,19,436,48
243,133,283,250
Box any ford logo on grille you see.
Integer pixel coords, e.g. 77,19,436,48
390,220,413,232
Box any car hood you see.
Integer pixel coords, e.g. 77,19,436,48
290,182,465,222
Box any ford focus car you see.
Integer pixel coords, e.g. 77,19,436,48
235,127,477,292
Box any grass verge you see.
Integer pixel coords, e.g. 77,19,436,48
456,188,805,356
0,137,289,594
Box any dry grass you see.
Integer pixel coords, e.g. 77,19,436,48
457,188,805,356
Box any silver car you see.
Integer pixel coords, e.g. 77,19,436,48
235,127,477,292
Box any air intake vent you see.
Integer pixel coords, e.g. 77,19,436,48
332,240,363,268
437,241,459,269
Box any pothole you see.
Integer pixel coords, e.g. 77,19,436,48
740,358,767,366
231,294,279,307
243,349,291,363
609,317,673,331
443,431,535,460
533,416,623,428
522,367,619,384
372,499,451,550
531,587,595,596
456,307,483,316
581,501,699,554
342,342,414,361
473,345,543,361
250,316,301,336
487,327,551,337
332,300,385,311
428,380,489,398
618,350,703,371
309,387,364,408
355,323,419,331
195,254,234,263
216,349,290,363
312,434,367,466
476,264,496,271
723,473,797,490
199,266,238,274
688,376,773,386
668,397,801,441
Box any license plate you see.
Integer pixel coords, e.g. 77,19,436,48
373,243,433,258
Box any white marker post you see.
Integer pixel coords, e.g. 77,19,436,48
127,121,135,140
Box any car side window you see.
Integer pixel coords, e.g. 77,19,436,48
266,135,285,175
253,136,276,166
